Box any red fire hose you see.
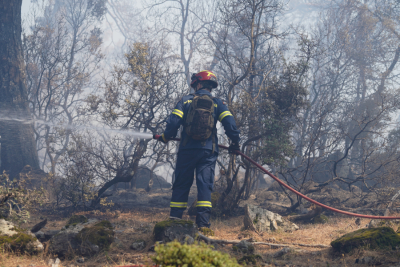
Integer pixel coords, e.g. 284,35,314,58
154,135,400,219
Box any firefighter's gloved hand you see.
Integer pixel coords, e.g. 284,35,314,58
157,134,169,144
228,142,240,154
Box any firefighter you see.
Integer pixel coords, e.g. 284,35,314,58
157,70,240,228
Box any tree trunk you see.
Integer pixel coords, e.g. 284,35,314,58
0,0,39,178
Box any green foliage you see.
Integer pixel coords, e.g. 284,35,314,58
312,214,329,224
331,227,400,253
152,240,241,267
76,220,114,251
65,215,88,228
199,227,215,237
253,213,260,225
0,227,37,253
0,171,47,223
261,118,296,166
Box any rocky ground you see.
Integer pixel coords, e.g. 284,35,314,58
1,186,400,266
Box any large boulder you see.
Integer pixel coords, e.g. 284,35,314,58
49,215,114,258
244,205,299,232
116,166,171,190
0,219,43,253
154,220,197,243
331,227,400,253
34,229,60,243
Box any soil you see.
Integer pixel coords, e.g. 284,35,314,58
3,187,400,267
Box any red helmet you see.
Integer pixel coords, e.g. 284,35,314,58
190,70,218,88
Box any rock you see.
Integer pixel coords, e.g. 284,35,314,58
235,240,254,254
243,205,299,233
34,231,45,241
153,220,197,244
116,166,171,190
131,239,146,250
52,258,60,267
36,229,60,243
49,215,114,258
184,234,194,245
0,219,20,236
331,227,400,253
48,258,60,267
90,244,99,253
0,219,43,253
273,247,293,258
368,219,380,228
361,256,373,265
44,230,60,241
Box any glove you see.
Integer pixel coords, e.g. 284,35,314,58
157,134,169,144
228,142,240,154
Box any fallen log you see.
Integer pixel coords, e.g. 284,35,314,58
197,233,330,248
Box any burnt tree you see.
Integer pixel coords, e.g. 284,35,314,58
0,1,39,178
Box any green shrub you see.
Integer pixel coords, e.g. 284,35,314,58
65,215,88,228
0,171,47,223
152,240,241,267
199,227,215,236
76,220,114,251
0,227,37,253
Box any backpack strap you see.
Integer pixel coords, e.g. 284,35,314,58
211,127,216,154
182,94,196,146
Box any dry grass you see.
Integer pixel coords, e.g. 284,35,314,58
4,208,400,266
0,252,47,267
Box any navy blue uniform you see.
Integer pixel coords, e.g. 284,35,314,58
162,89,240,227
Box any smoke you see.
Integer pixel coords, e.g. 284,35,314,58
0,116,153,139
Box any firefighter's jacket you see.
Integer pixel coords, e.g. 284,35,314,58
163,89,240,153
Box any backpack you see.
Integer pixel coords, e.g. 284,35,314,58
183,94,217,152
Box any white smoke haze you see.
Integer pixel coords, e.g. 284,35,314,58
5,0,400,211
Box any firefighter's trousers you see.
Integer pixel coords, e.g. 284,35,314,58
170,149,217,228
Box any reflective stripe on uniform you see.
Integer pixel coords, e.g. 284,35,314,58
196,201,212,207
161,134,167,142
219,111,233,121
172,109,184,118
170,202,187,208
